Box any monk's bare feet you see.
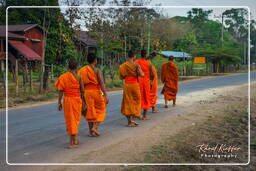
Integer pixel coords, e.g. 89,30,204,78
91,127,100,136
88,131,98,137
74,137,79,145
164,105,168,108
173,104,176,107
142,117,150,120
152,109,157,113
131,120,139,126
127,122,137,127
67,144,78,149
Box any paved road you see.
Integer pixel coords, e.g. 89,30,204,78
0,72,255,165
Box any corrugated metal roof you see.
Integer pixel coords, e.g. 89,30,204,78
8,40,41,60
0,28,26,39
77,31,97,47
160,51,192,58
0,24,43,32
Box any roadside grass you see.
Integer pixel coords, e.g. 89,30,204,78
124,91,255,170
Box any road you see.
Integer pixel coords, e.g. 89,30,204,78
0,72,255,166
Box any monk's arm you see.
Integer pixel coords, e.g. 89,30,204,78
135,63,144,77
58,90,64,111
97,69,108,97
79,76,85,101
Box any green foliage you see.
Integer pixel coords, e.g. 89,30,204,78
173,32,198,52
191,46,241,65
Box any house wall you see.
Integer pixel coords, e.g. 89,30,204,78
23,27,44,57
0,39,6,60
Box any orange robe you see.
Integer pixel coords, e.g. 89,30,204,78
161,61,179,100
55,72,82,135
119,61,141,117
134,59,151,110
150,66,158,107
78,66,106,123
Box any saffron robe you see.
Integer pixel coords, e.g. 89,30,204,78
55,72,82,135
134,59,151,110
161,61,179,100
149,66,158,107
119,61,141,117
78,66,106,122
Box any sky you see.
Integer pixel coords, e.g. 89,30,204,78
150,0,256,19
59,0,255,30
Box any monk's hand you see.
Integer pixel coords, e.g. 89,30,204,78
104,95,109,105
58,103,62,111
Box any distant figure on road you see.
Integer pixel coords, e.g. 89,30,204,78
161,55,179,108
119,50,144,127
135,50,154,120
55,58,84,149
79,53,109,137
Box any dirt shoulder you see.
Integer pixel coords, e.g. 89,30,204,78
45,83,255,171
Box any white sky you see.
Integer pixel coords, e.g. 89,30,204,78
150,0,255,19
59,0,255,30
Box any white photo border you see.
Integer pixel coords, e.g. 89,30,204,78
5,5,251,166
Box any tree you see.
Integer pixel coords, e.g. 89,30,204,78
173,32,198,52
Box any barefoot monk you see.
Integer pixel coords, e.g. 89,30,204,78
149,64,158,113
135,50,154,120
119,50,144,127
55,59,84,149
160,55,179,108
79,53,109,137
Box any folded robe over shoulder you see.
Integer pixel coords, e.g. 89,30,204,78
55,72,82,135
119,61,141,117
161,61,179,100
134,59,151,110
150,66,158,107
78,65,106,123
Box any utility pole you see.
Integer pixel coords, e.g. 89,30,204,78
221,13,224,47
147,15,151,55
124,35,127,58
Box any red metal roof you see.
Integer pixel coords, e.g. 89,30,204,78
8,40,41,60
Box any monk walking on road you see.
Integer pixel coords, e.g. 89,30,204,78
161,56,179,108
149,63,158,113
119,50,144,127
135,50,154,120
79,53,109,137
55,59,84,149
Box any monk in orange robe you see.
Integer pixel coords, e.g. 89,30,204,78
119,50,144,127
135,49,154,120
55,59,84,149
161,55,179,108
149,65,158,112
78,53,109,137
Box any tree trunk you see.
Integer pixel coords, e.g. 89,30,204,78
0,60,5,91
43,67,50,91
15,59,19,95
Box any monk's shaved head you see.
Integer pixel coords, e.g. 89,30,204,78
87,53,97,64
169,56,174,61
128,50,135,58
141,49,147,58
68,58,78,70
